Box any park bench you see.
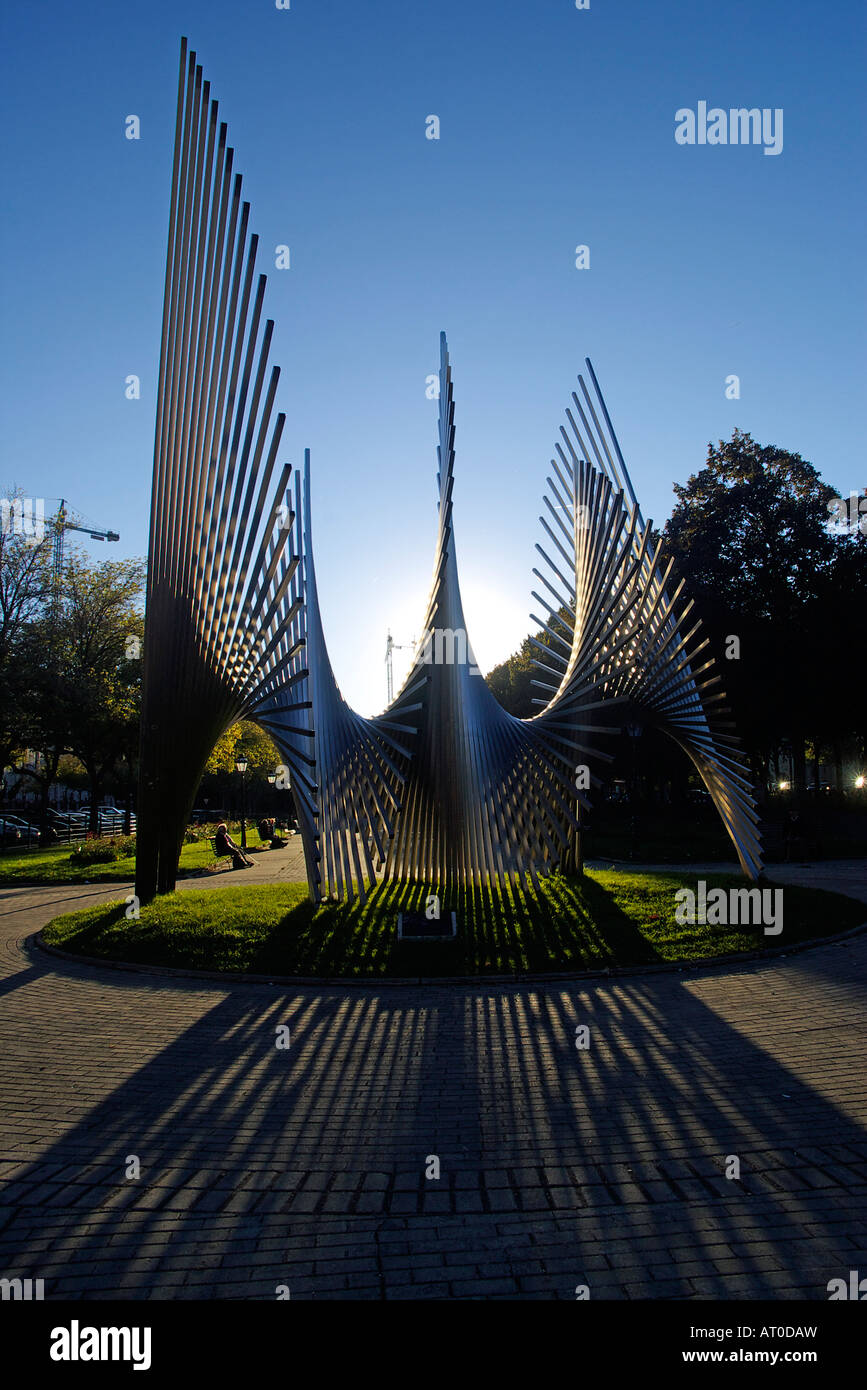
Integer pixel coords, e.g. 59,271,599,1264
207,836,233,870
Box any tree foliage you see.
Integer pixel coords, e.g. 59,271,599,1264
658,431,866,783
54,555,145,830
660,430,839,620
485,432,866,791
486,614,569,719
0,501,54,770
205,719,280,777
0,515,146,826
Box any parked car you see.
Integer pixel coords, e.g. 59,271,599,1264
0,815,40,845
42,807,135,838
190,809,227,825
0,818,23,847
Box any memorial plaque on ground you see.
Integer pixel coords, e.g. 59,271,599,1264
396,911,458,941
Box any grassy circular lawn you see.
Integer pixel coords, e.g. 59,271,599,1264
40,870,866,978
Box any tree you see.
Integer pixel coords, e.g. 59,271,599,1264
802,503,867,782
13,622,70,822
486,638,537,718
205,720,280,776
54,554,145,833
0,494,54,772
660,429,839,620
485,432,865,798
486,612,571,717
1,514,146,826
199,720,282,826
658,431,865,789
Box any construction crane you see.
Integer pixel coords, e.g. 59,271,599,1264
384,630,415,704
51,498,120,592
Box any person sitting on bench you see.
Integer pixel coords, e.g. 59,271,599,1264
214,822,253,869
257,816,286,848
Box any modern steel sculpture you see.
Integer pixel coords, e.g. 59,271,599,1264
137,40,763,903
135,40,307,901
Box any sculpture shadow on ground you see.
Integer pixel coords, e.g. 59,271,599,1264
1,930,865,1299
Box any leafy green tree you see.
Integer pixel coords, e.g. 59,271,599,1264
12,623,69,822
0,496,54,772
53,554,145,832
660,429,839,618
486,612,571,717
200,720,282,827
205,720,280,776
486,638,537,717
485,433,865,797
658,431,865,789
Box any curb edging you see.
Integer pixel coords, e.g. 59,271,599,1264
31,915,867,991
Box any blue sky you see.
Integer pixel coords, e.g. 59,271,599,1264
1,0,864,714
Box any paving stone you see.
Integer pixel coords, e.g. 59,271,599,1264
449,1275,519,1296
284,1192,320,1214
362,1173,391,1191
387,1194,419,1215
422,1192,452,1214
517,1189,551,1212
354,1193,386,1214
1,865,866,1303
393,1172,422,1191
385,1283,450,1300
548,1187,584,1210
485,1189,518,1212
482,1170,511,1189
453,1172,481,1190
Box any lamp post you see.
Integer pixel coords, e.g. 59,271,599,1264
121,753,133,837
625,722,643,861
235,754,248,849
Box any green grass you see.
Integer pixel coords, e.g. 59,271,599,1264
0,828,267,885
40,871,866,977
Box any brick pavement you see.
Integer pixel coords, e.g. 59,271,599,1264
0,863,865,1300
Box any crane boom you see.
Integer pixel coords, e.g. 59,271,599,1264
51,498,120,593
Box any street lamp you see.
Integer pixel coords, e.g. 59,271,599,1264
267,772,276,786
121,753,134,837
235,754,248,849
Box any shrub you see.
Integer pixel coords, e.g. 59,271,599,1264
69,835,136,865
